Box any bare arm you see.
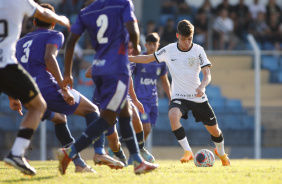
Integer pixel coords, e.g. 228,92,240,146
196,66,211,97
160,74,171,102
45,44,74,105
45,44,64,88
125,20,141,55
63,33,81,89
128,54,156,64
34,6,70,28
128,77,144,113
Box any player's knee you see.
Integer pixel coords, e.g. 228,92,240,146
168,111,180,123
52,113,67,124
209,126,221,137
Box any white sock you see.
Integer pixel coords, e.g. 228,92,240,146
178,137,192,152
11,137,30,156
214,140,225,156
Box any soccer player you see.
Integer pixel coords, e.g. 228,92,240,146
129,20,231,166
132,32,171,142
0,0,70,176
85,42,156,164
15,3,124,173
57,0,159,175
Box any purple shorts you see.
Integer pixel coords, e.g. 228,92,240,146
41,87,80,120
139,103,158,127
92,74,129,114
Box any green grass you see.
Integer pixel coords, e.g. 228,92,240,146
0,160,282,184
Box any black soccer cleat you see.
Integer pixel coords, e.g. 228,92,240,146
4,152,37,176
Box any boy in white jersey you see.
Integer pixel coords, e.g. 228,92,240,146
0,0,70,176
129,20,230,166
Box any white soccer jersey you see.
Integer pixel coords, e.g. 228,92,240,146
154,43,211,103
0,0,38,68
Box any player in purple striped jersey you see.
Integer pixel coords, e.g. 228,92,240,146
85,42,155,164
16,3,123,173
57,0,158,175
132,33,171,143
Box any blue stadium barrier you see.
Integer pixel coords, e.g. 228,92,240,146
158,98,169,113
76,84,95,101
263,42,275,50
261,55,279,71
225,99,244,113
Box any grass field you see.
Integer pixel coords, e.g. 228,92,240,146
0,160,282,184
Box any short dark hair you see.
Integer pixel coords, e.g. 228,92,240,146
34,3,55,28
177,20,194,37
145,32,160,43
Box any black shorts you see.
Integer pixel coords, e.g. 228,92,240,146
0,64,40,104
169,99,217,126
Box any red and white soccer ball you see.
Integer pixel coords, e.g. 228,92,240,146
194,149,215,167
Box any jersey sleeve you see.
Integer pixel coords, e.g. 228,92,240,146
154,47,168,63
47,32,64,50
70,14,86,36
198,46,211,68
23,0,38,17
122,0,137,23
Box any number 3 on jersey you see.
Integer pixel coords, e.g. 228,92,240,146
21,40,33,63
97,14,108,44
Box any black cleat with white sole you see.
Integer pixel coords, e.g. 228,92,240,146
4,152,36,176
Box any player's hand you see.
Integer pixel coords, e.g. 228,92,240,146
62,75,73,89
132,99,144,114
61,88,75,105
9,98,23,115
132,45,141,56
196,85,204,97
58,15,71,29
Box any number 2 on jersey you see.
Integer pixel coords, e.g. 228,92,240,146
96,14,108,44
21,40,33,63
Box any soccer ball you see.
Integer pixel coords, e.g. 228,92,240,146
194,149,215,167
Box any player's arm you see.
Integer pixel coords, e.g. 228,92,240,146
33,5,70,28
196,66,211,97
160,74,171,102
126,21,141,55
128,77,144,113
63,33,81,89
128,54,156,64
45,44,74,105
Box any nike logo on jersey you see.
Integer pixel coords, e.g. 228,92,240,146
171,59,177,61
141,68,146,73
210,117,215,120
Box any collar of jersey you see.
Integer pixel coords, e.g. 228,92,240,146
177,42,193,52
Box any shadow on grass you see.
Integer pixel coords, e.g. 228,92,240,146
1,176,56,183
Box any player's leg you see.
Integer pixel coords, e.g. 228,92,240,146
137,104,155,163
194,101,230,166
72,94,122,168
105,125,128,166
1,64,46,176
57,75,127,174
168,100,193,163
44,111,95,173
131,104,145,149
119,101,158,174
205,124,230,166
